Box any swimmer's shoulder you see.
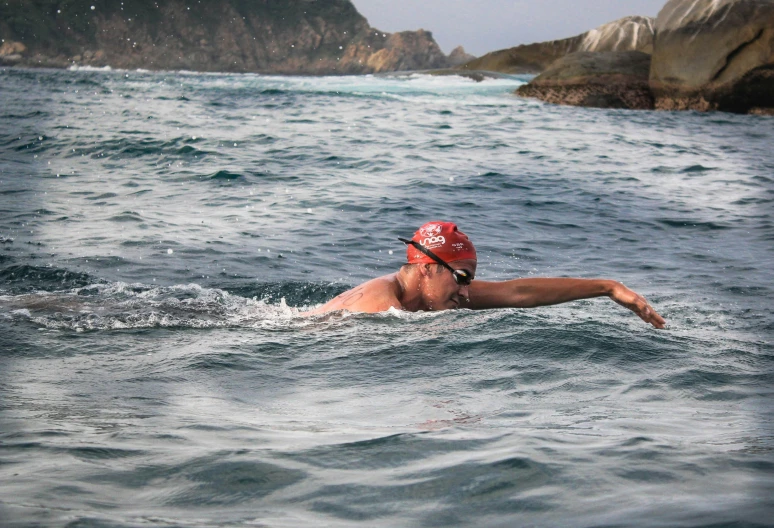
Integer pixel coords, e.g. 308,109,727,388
304,274,403,315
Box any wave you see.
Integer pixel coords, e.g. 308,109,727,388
0,264,96,293
657,219,731,230
209,170,242,180
67,65,113,72
1,282,305,331
52,136,213,161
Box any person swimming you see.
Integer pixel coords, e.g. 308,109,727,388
305,221,666,328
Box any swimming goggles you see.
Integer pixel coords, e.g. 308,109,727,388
398,238,474,286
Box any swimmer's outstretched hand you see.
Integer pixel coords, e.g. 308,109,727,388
609,282,666,329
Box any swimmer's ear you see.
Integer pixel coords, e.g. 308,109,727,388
418,263,433,278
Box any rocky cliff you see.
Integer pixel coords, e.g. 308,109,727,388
459,16,654,74
650,0,774,114
0,0,456,74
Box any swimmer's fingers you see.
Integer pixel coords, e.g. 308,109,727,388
637,302,666,329
610,284,666,329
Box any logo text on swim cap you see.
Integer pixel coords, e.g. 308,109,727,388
419,224,442,238
421,236,446,248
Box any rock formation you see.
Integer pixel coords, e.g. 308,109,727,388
459,16,654,74
516,51,654,109
447,46,476,66
650,0,774,114
0,0,456,74
0,40,26,64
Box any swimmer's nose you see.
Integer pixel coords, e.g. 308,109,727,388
458,284,470,299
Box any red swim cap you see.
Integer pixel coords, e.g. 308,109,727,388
407,221,477,264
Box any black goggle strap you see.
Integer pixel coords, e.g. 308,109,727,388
398,237,471,283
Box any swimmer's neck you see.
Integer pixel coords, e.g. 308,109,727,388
393,266,429,312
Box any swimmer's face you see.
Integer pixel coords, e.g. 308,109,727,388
424,258,477,310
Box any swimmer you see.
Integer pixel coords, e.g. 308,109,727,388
305,221,666,328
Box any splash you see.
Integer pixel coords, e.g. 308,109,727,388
1,282,306,331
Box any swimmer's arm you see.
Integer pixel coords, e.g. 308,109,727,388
464,278,665,328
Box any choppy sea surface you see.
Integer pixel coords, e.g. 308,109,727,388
0,66,772,527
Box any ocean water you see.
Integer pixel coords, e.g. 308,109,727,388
0,66,772,527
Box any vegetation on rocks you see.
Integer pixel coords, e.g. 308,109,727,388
0,0,455,74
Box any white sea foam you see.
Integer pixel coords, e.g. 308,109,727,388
1,282,311,331
67,65,113,72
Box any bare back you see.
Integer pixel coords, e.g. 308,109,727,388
304,274,403,315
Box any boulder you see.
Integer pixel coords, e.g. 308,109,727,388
0,39,25,64
650,0,774,113
0,40,26,56
459,16,654,74
516,51,654,110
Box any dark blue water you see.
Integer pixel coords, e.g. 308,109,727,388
1,66,773,527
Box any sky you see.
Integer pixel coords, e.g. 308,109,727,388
352,0,668,56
